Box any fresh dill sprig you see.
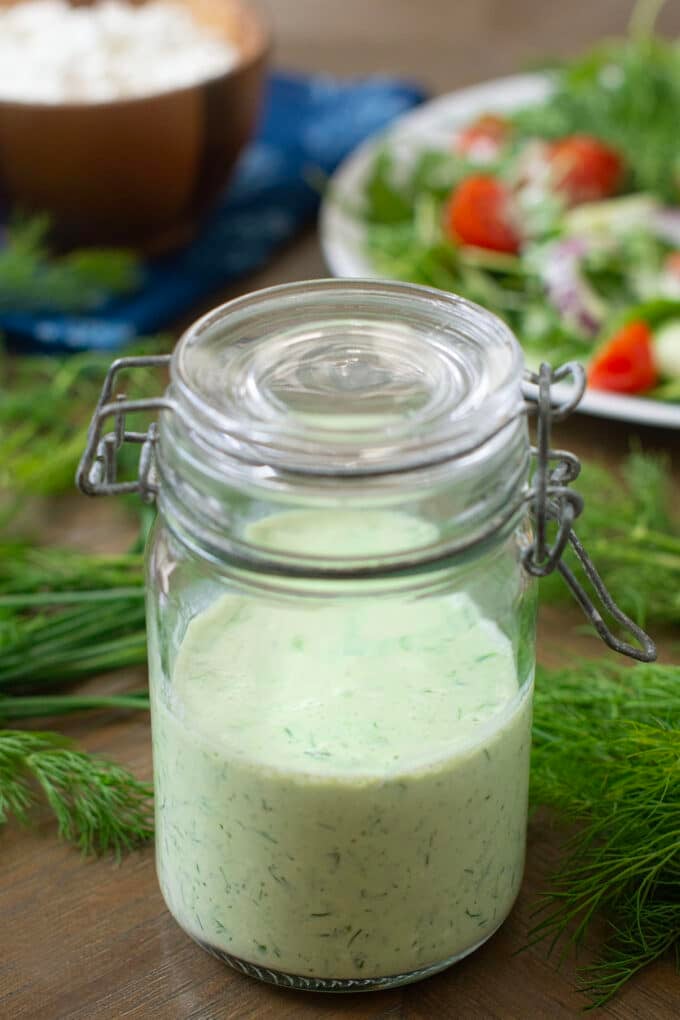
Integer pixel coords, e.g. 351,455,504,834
0,214,141,313
0,597,147,695
0,546,150,849
0,729,153,855
0,541,145,595
540,449,680,627
0,692,149,721
531,660,680,1006
0,542,147,695
0,337,169,523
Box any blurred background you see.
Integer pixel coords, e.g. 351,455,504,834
259,0,680,86
240,0,680,293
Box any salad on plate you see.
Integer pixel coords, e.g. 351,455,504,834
350,22,680,402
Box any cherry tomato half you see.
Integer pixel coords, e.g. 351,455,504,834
446,175,521,254
548,134,623,206
588,320,657,394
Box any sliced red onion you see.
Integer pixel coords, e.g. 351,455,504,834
539,237,604,337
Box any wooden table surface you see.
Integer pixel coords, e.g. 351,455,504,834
3,2,680,1017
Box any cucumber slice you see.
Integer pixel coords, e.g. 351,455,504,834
654,320,680,379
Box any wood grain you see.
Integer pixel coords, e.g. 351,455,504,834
3,1,680,1016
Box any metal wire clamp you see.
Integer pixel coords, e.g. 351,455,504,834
75,355,172,504
522,362,656,662
76,355,657,662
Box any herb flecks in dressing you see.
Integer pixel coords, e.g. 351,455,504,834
152,510,531,980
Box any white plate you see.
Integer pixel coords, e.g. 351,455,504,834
320,72,680,429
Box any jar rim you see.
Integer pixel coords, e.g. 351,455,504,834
169,279,525,477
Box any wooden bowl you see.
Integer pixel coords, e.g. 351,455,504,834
0,0,270,252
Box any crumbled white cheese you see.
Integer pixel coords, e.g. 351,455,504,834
0,0,240,103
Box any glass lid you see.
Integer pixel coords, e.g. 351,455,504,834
171,279,524,475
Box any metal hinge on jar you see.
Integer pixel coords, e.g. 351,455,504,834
521,361,656,662
76,355,656,663
76,354,172,504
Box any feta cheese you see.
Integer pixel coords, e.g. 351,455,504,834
0,0,240,104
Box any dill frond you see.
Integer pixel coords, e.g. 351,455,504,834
531,661,680,1005
0,729,153,855
540,450,680,627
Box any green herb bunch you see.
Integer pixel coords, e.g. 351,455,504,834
0,215,141,313
0,337,167,524
0,531,151,697
532,660,680,1005
0,729,152,855
0,535,152,852
540,449,680,628
0,337,162,852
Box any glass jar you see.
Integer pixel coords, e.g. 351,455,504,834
76,279,653,993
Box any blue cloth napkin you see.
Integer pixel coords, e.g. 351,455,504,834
3,72,425,352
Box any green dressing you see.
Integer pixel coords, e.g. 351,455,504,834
152,510,531,980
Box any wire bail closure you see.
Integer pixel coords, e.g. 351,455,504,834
76,355,656,662
76,355,172,504
522,362,656,662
